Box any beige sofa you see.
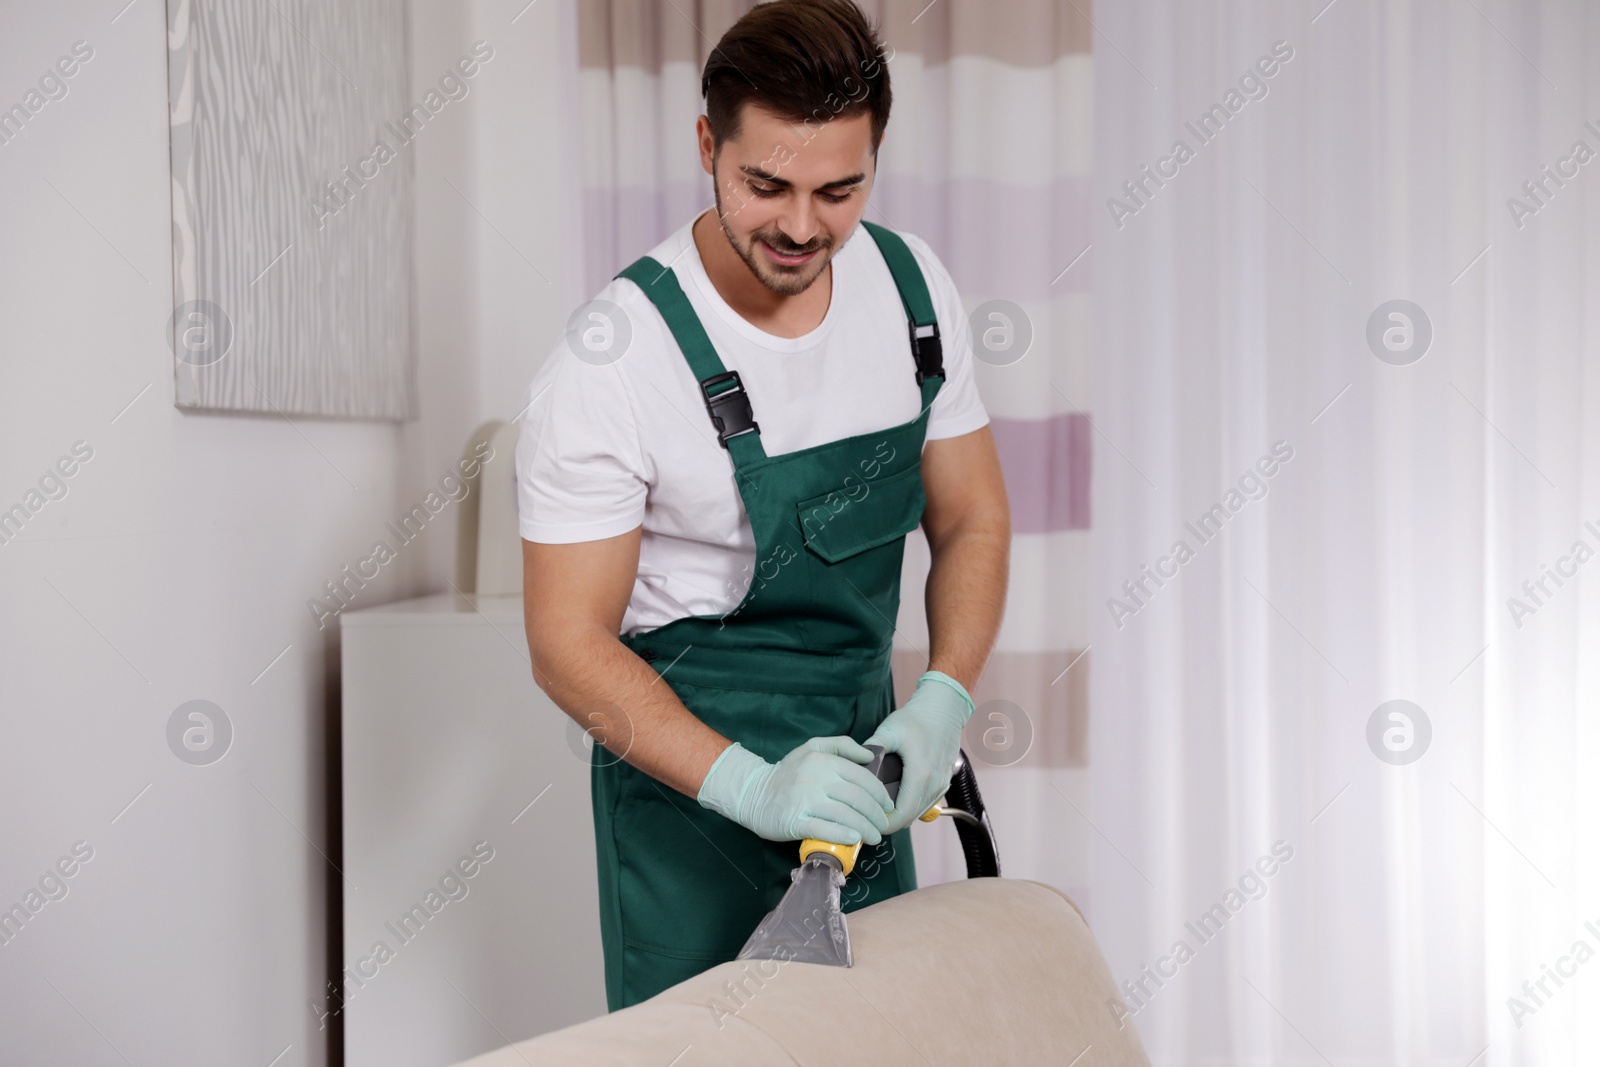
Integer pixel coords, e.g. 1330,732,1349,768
450,877,1150,1066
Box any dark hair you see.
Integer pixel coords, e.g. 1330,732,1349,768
702,0,892,152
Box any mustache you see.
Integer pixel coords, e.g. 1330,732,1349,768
757,233,827,255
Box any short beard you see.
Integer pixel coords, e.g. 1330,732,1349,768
712,176,832,297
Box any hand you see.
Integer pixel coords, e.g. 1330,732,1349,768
697,736,895,846
865,671,975,835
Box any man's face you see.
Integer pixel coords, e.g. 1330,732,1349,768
700,105,878,296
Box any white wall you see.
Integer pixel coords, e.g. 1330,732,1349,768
0,0,571,1063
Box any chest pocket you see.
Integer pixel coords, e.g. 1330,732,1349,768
795,462,927,564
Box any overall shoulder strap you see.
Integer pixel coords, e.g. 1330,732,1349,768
616,256,767,464
859,221,946,403
617,257,727,381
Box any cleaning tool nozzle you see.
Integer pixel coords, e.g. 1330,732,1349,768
737,743,919,967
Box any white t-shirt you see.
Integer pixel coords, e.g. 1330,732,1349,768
514,212,990,635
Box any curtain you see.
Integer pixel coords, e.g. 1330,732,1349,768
1093,1,1599,1065
573,0,1100,909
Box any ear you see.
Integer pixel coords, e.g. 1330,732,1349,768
696,115,715,176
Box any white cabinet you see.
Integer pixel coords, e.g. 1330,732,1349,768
340,592,605,1067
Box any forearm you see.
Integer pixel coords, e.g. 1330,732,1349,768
924,516,1009,694
529,625,730,799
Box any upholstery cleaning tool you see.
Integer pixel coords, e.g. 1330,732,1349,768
736,743,998,967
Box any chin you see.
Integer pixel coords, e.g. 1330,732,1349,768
755,270,818,296
744,246,830,297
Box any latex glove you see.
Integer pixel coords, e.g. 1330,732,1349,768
697,736,895,846
865,670,975,835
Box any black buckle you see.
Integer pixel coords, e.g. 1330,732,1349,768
909,321,943,384
699,370,759,447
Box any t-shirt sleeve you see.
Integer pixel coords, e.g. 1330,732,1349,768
904,233,991,441
515,346,650,544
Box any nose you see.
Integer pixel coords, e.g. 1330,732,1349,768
774,200,820,249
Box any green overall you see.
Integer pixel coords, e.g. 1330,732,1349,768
591,221,947,1011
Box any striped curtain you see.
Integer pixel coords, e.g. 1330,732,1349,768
575,0,1095,897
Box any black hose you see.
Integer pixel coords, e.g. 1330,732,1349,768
944,748,1000,877
870,742,1000,878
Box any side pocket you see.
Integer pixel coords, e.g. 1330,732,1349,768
849,675,899,744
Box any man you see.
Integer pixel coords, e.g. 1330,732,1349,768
516,0,1009,1011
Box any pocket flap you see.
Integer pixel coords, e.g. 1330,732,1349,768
795,463,925,564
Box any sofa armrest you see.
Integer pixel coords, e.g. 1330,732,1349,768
450,877,1150,1066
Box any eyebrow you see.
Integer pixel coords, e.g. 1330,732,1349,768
739,164,866,191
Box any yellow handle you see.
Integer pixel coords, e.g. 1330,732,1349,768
798,805,942,875
799,837,863,876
